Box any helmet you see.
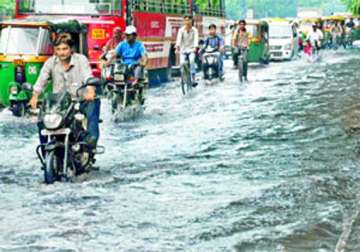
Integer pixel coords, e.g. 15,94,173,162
124,25,137,35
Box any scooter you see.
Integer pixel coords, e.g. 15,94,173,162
202,47,222,85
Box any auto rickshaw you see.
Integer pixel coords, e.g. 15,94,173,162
321,15,346,48
0,18,86,116
246,20,270,64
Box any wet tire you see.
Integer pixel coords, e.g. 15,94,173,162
44,151,57,184
11,102,26,117
181,64,192,95
238,58,244,83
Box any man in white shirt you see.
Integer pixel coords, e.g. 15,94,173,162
307,24,324,51
175,15,199,86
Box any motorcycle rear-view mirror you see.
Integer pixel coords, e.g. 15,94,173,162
22,82,33,91
86,77,101,87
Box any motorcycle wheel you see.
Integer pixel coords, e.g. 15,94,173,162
44,151,57,184
11,102,26,117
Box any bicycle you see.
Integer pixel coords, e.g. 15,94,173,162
180,52,193,95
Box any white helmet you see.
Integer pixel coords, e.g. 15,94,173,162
124,25,137,35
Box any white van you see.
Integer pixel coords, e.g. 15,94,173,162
268,21,298,60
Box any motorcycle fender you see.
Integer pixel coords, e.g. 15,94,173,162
44,143,61,152
41,128,71,136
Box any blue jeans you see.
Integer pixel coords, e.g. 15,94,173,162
180,52,197,82
81,99,101,142
219,53,224,76
38,99,101,146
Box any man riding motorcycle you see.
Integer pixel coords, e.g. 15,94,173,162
106,25,148,86
29,33,101,149
175,15,199,87
201,24,225,81
100,27,123,61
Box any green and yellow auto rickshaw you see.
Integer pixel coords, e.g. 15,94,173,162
352,16,360,41
321,15,345,48
246,20,270,64
0,19,52,115
0,18,86,116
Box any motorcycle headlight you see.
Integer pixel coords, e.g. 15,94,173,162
72,143,81,152
285,44,292,50
114,74,125,82
74,113,85,121
10,86,18,95
43,113,63,130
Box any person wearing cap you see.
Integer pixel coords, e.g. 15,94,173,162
106,25,148,85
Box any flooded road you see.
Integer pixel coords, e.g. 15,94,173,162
1,50,360,251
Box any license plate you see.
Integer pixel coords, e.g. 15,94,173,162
41,128,71,136
272,52,282,57
114,74,125,81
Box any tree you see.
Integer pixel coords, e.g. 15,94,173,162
342,0,360,14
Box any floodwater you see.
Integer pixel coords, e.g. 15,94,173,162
1,50,360,251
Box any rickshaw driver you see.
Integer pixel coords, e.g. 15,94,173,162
29,33,101,149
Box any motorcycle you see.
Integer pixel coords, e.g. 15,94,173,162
106,62,146,122
8,81,33,117
202,47,222,85
36,78,104,184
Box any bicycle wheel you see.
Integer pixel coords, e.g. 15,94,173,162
238,56,244,83
181,63,192,95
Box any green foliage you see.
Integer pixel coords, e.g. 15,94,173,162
0,0,15,18
225,0,347,19
342,0,360,14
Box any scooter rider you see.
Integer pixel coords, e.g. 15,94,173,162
29,33,101,149
201,24,225,80
106,25,148,86
175,15,199,87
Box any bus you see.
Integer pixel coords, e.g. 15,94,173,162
15,0,226,86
